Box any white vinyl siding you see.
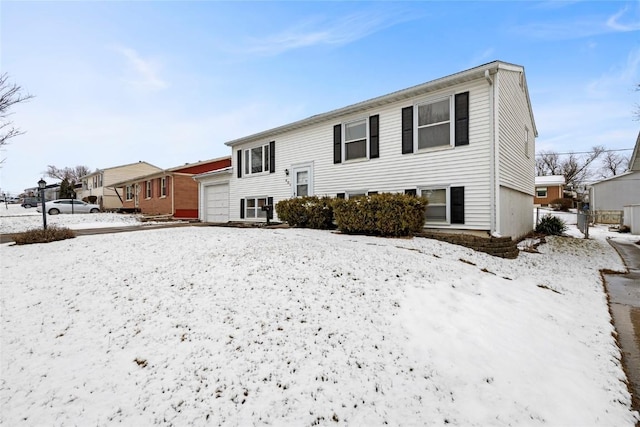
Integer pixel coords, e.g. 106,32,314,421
230,78,493,231
497,69,535,195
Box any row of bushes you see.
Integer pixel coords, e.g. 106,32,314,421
275,194,428,237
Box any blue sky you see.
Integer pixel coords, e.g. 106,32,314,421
1,1,638,194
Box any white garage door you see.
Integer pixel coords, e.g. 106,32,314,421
205,183,229,223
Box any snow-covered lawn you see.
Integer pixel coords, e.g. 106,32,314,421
0,203,161,234
1,211,639,426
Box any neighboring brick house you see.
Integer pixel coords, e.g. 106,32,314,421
78,161,162,210
111,157,231,219
534,175,565,206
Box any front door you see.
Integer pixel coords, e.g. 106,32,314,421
292,166,312,197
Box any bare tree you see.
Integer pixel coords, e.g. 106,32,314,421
46,165,92,185
535,150,561,176
0,73,34,159
598,151,630,178
536,145,605,189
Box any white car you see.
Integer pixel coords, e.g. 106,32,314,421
37,199,101,215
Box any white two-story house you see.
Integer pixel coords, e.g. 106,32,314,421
222,61,537,240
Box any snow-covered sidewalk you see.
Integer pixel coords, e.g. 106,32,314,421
1,222,638,426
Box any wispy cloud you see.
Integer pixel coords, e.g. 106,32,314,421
241,10,413,56
606,6,640,32
586,47,640,97
513,5,640,40
111,46,168,91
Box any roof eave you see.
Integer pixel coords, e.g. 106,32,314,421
225,61,519,147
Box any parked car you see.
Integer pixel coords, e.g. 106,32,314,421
37,199,101,215
21,197,41,208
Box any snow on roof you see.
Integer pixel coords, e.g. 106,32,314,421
535,175,565,186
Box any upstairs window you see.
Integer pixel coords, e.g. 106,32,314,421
417,98,451,149
344,119,367,161
402,92,469,154
333,115,379,164
244,144,270,175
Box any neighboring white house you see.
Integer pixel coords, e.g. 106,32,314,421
589,132,640,227
223,61,537,240
78,161,162,210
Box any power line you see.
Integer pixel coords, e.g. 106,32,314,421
535,148,633,157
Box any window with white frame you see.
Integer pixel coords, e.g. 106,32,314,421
160,177,167,197
146,180,152,198
245,197,268,219
344,118,367,161
417,97,452,150
536,187,547,198
244,144,270,175
126,185,134,201
420,187,448,223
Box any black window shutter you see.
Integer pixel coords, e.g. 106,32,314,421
333,124,342,164
269,141,275,173
455,92,469,147
369,115,379,159
237,150,243,178
401,106,414,154
336,193,345,199
451,186,465,224
405,189,417,196
240,199,245,219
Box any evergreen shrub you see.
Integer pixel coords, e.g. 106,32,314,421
333,193,428,237
275,196,335,229
11,226,76,245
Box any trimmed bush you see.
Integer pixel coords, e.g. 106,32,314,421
549,198,573,211
11,225,76,245
275,196,335,229
333,193,428,237
535,214,567,235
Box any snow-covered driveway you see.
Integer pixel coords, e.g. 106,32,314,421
1,225,638,426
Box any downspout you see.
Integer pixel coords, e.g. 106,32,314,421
485,69,499,236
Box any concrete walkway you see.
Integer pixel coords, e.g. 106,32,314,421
605,238,640,412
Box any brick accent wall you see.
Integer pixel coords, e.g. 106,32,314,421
173,175,199,219
534,185,563,206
